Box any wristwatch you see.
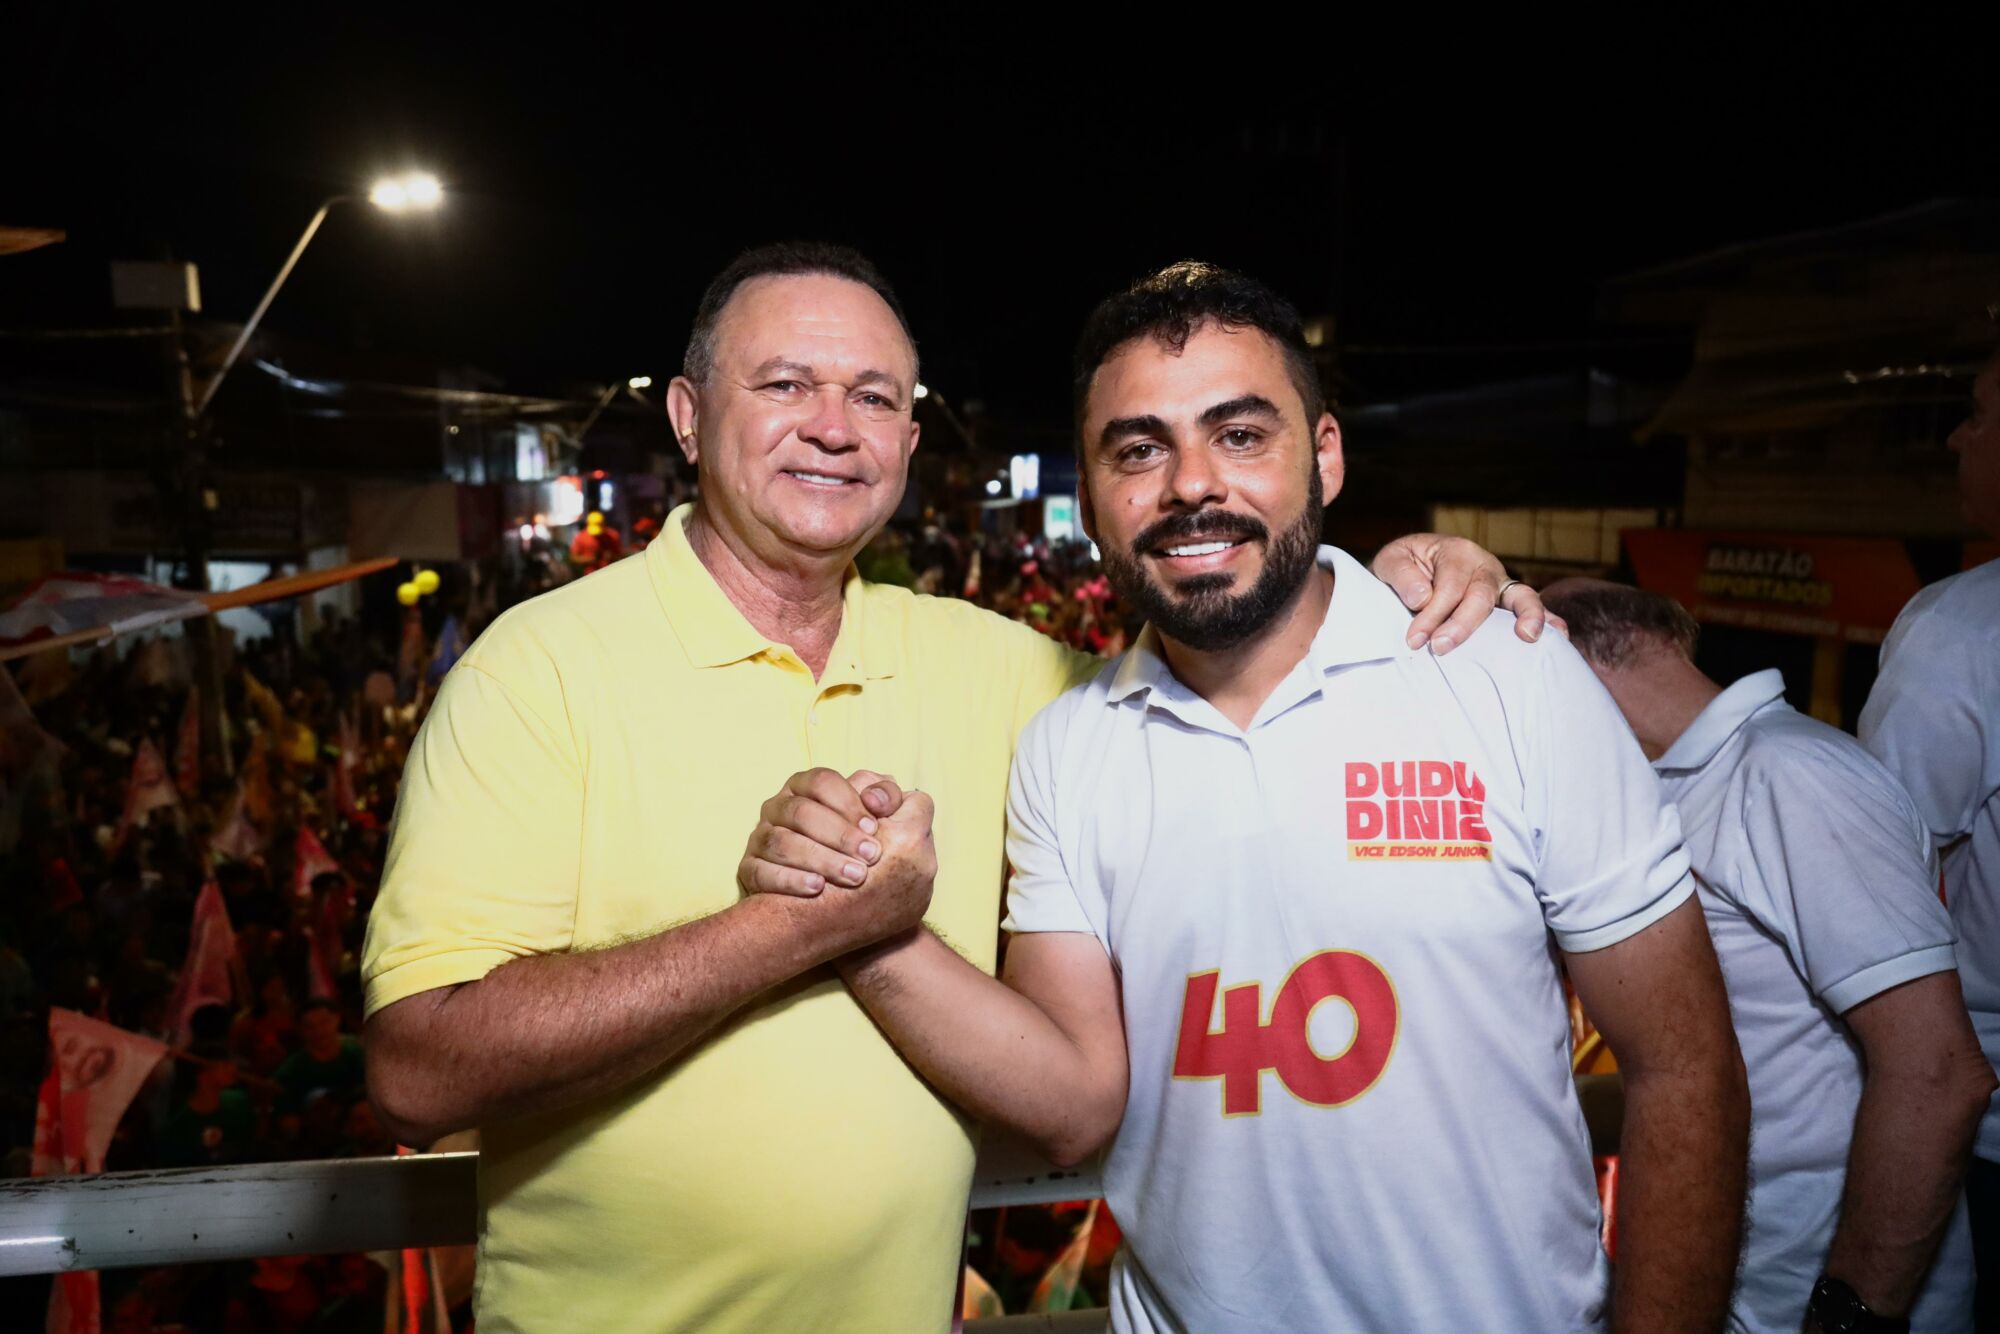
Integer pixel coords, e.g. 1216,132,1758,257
1807,1276,1909,1334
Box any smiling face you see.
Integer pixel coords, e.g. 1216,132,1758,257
1949,350,2000,538
1078,322,1343,652
672,273,920,569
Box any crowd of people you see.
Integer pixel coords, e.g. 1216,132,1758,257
0,507,1134,1330
859,513,1131,657
0,609,447,1329
5,242,1994,1334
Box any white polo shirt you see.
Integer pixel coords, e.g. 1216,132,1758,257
1861,561,2000,1161
1004,546,1693,1333
1655,669,1969,1333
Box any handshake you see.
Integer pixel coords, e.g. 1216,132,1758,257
736,768,938,956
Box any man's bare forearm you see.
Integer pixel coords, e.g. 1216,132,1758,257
1822,1048,1995,1314
1611,1056,1750,1333
841,929,1126,1166
367,893,844,1143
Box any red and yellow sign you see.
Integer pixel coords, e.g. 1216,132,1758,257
1344,760,1493,861
1624,530,1922,645
1174,950,1400,1116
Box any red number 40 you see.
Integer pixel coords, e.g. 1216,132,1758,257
1172,950,1399,1116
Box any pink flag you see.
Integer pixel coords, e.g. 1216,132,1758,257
1028,1199,1103,1314
32,1010,169,1334
174,687,200,799
33,1008,170,1176
294,826,340,901
209,785,265,865
164,881,236,1047
308,870,353,1003
112,738,180,851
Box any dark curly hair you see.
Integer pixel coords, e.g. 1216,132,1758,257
1071,261,1326,443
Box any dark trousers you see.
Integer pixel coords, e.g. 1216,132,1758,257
1970,1155,2000,1328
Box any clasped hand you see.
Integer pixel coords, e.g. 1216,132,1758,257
737,767,936,950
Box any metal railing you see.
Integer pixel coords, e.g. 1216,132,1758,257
0,1078,1621,1333
0,1136,1110,1331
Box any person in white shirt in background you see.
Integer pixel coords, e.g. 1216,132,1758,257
1544,577,1995,1334
1861,332,2000,1326
746,262,1749,1332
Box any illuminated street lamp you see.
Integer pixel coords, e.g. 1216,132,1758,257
193,171,444,417
368,172,444,213
574,375,656,442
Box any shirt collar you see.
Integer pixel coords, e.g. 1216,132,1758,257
1653,668,1788,773
649,503,899,680
1106,545,1416,708
1305,546,1422,674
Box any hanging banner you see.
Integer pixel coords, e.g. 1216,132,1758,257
1623,529,1922,644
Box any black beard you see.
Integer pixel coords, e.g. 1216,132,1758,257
1100,470,1325,653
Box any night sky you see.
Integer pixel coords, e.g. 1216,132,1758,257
7,12,1995,429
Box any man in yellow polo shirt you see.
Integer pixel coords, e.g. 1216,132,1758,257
362,241,1545,1332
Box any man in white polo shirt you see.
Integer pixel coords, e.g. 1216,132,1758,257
1861,336,2000,1324
1544,578,1995,1334
754,263,1749,1331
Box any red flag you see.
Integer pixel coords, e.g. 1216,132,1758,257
383,1147,452,1333
305,924,338,1001
1596,1155,1620,1260
174,687,200,799
33,1011,168,1334
112,738,180,851
165,881,236,1046
294,827,340,901
46,1269,98,1334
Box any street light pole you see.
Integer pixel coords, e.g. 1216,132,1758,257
171,171,441,782
192,171,442,422
191,195,348,419
571,376,654,445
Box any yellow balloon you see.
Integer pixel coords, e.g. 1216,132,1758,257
396,582,421,606
413,569,441,596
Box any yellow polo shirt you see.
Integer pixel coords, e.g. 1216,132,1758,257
362,505,1094,1333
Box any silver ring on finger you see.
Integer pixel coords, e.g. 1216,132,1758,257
1496,578,1523,601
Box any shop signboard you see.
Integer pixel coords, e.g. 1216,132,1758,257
1624,529,1922,645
